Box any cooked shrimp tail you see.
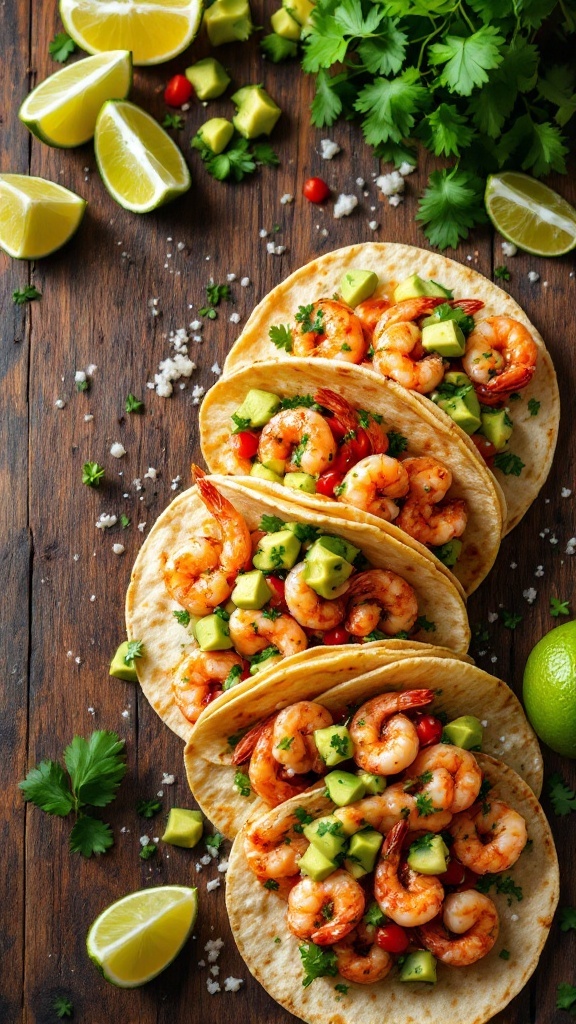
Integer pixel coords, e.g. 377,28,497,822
417,891,499,966
350,688,434,775
374,819,445,927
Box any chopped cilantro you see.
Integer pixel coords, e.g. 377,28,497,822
125,393,145,413
321,901,335,920
136,798,162,819
387,431,408,457
423,301,474,336
501,610,522,629
292,434,309,468
416,615,436,632
295,304,324,334
494,265,511,280
527,397,540,416
192,133,277,184
139,842,157,861
120,514,131,529
364,902,387,926
52,995,74,1019
294,806,314,826
550,596,570,617
13,285,42,305
173,609,191,627
299,942,338,987
198,305,217,319
261,32,298,63
499,948,510,960
124,640,144,665
279,394,316,410
162,112,184,130
82,461,104,488
274,935,281,943
560,907,576,932
259,514,286,533
76,378,89,392
415,793,435,817
269,324,293,351
263,878,279,890
334,983,349,994
234,770,251,797
214,605,230,622
223,664,243,691
49,31,75,62
493,451,525,477
276,736,294,751
262,606,282,621
330,733,350,756
548,773,576,816
206,832,224,850
476,873,523,905
290,522,320,544
206,283,231,306
408,832,434,854
249,645,280,666
317,820,344,838
557,983,576,1012
365,629,387,642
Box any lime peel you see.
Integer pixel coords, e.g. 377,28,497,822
523,621,576,759
0,174,86,260
485,171,576,257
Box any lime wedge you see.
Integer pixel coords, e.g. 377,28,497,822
0,174,86,259
19,50,132,148
94,100,191,213
60,0,203,66
485,172,576,257
87,885,198,987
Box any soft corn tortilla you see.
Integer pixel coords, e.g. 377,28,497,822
223,243,559,534
126,477,470,742
226,754,559,1024
200,358,504,595
185,651,542,839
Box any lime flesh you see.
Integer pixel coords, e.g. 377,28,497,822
0,174,86,259
485,172,576,257
60,0,203,66
523,621,576,758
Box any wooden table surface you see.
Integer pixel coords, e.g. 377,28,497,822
2,3,575,1022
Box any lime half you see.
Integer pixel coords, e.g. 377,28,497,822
60,0,203,66
0,174,86,259
94,99,191,212
523,621,576,759
485,172,576,257
87,885,198,987
19,50,132,148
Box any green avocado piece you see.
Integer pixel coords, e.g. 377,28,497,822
185,57,231,100
394,275,451,302
197,117,234,155
204,0,253,46
263,458,286,476
109,641,138,681
438,395,482,435
162,808,203,848
339,269,379,308
303,815,348,860
344,828,383,877
250,463,284,484
399,950,437,983
407,834,449,875
283,472,316,494
271,6,301,38
480,409,513,451
233,387,281,428
432,539,463,568
233,86,282,139
253,529,301,571
421,320,466,358
230,85,252,106
231,569,272,610
283,0,315,24
314,725,354,767
356,771,386,795
308,535,360,565
249,651,282,675
195,614,233,651
298,842,337,881
324,770,367,807
303,552,354,600
443,714,484,750
439,371,482,419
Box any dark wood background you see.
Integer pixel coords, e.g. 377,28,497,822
1,2,575,1022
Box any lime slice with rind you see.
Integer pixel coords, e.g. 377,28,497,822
87,885,198,987
485,172,576,257
60,0,203,66
94,99,191,213
19,50,132,148
0,174,86,259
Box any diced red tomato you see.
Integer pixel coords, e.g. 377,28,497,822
316,470,345,498
303,177,330,203
265,575,287,610
453,867,480,893
239,659,251,682
333,427,372,473
326,415,349,442
164,74,193,107
438,858,466,887
323,626,350,646
375,923,410,954
413,713,444,747
470,433,497,464
233,430,259,459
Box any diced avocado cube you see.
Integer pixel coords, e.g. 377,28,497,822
204,0,253,46
443,714,484,750
443,371,470,388
234,387,281,428
303,553,354,600
284,472,316,494
249,651,282,675
195,614,233,651
109,641,138,682
432,539,463,567
298,842,337,881
271,6,301,39
421,320,465,358
250,463,284,484
356,771,386,795
253,529,301,571
283,0,315,25
231,570,272,610
185,57,231,100
438,395,481,436
162,808,203,848
324,770,367,807
394,275,451,302
231,85,252,106
345,829,383,877
480,409,513,451
407,834,449,875
399,950,437,984
339,269,379,308
314,725,354,767
263,458,286,476
310,535,360,564
197,117,234,155
233,86,281,139
303,815,348,861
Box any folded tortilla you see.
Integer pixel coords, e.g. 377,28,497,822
185,650,542,839
226,754,558,1024
126,477,470,742
200,358,504,595
223,243,559,534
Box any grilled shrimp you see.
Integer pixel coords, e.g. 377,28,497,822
407,743,482,814
172,648,243,725
240,716,313,807
344,569,419,638
417,891,499,966
338,454,410,521
284,561,349,630
450,799,527,874
292,299,367,362
395,456,468,547
355,297,393,337
334,782,453,836
462,316,537,400
258,407,337,475
244,816,308,879
349,688,434,775
313,387,389,455
272,701,334,773
375,820,445,927
228,608,308,658
334,923,393,984
372,298,446,394
286,869,365,944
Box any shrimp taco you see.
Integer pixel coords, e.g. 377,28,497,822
126,475,470,742
185,650,543,839
226,755,558,1024
223,243,559,534
199,359,505,595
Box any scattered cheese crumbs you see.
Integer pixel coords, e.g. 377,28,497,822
218,858,229,873
320,138,340,159
206,879,220,892
561,487,572,498
112,543,125,555
171,476,181,491
177,241,186,251
90,595,96,602
510,562,517,569
368,220,379,230
87,363,97,375
266,242,286,255
192,384,205,405
73,553,80,561
523,587,537,604
527,271,540,283
140,835,150,846
197,959,206,968
162,773,175,785
133,478,142,491
84,414,94,422
487,611,498,623
75,656,82,665
259,229,269,238
229,312,241,324
200,854,212,866
206,979,221,994
211,362,222,375
333,194,358,219
195,862,202,872
75,370,86,384
501,241,517,257
96,513,117,530
565,537,576,555
148,327,196,397
320,227,328,237
110,442,126,459
189,319,202,331
138,522,147,532
144,467,157,480
481,719,488,727
205,938,224,962
388,194,403,207
210,966,220,977
240,277,250,288
207,844,219,860
55,399,66,409
224,978,244,992
121,709,129,718
510,913,519,922
227,272,237,282
399,161,416,176
356,177,365,187
280,193,294,205
376,171,405,197
534,565,544,577
490,655,498,663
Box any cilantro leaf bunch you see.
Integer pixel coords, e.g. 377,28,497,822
300,0,575,248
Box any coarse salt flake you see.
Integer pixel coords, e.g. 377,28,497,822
320,139,340,160
259,229,269,238
55,399,66,409
144,467,157,480
534,565,544,577
368,220,379,231
501,241,517,257
565,537,576,554
487,612,498,623
211,362,222,375
162,773,175,785
206,979,221,994
333,194,358,219
280,193,293,205
376,171,404,197
96,513,117,530
523,588,537,604
218,859,229,873
189,320,202,331
399,161,416,176
561,487,572,498
240,277,250,287
192,384,205,405
205,938,224,961
112,543,125,555
138,522,146,532
75,370,86,383
229,312,241,324
139,835,150,846
227,273,237,282
527,271,540,283
224,978,244,992
84,414,93,422
110,442,126,459
206,879,220,892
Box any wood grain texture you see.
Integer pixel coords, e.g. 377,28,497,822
0,1,575,1022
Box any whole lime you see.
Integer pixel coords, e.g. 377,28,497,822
523,621,576,759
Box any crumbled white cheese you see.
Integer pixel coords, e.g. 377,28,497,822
162,773,175,785
523,587,537,604
210,966,220,976
399,161,416,176
205,938,224,962
189,319,202,331
481,720,488,728
197,959,206,968
138,522,146,533
561,487,572,498
527,271,540,283
195,862,203,872
90,595,96,603
267,242,286,255
368,220,379,231
218,858,229,873
171,476,181,491
87,364,97,376
550,535,559,545
148,327,196,397
55,399,66,409
226,272,237,282
140,835,150,846
199,854,212,866
320,138,340,160
223,978,244,992
112,543,125,555
534,565,544,577
501,241,517,257
565,537,576,555
487,612,498,623
75,370,86,384
388,194,403,207
96,513,117,530
206,979,221,994
75,656,82,665
259,229,269,238
206,879,220,892
229,312,241,324
211,362,222,375
376,171,404,197
240,277,250,287
280,193,294,205
110,442,126,459
132,478,142,491
266,242,276,254
333,194,358,219
121,709,129,718
144,467,157,480
356,177,365,187
84,414,93,422
510,913,519,922
192,384,205,405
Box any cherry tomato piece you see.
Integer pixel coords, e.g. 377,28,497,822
352,427,371,460
413,713,444,747
375,923,410,954
326,415,349,442
454,867,480,893
438,858,466,887
265,575,287,610
233,431,259,459
303,177,330,203
164,74,193,107
323,626,350,646
470,433,497,464
316,470,345,498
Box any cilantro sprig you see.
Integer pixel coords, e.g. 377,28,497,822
13,285,42,304
191,132,279,183
298,942,339,987
49,31,75,62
